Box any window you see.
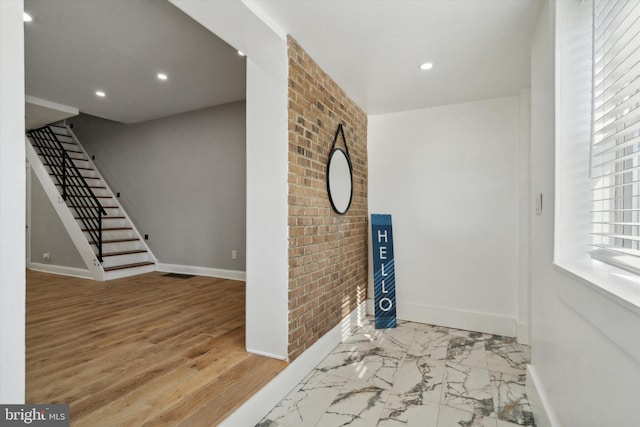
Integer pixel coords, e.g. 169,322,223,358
590,0,640,273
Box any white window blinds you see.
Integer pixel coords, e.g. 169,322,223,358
590,0,640,272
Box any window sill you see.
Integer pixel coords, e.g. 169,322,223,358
553,256,640,316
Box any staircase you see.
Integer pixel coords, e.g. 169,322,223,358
27,123,156,280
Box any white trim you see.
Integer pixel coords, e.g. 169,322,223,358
26,162,32,266
367,299,517,338
526,365,560,427
220,302,366,427
25,96,78,129
27,262,94,280
245,348,288,361
156,262,246,281
24,95,80,116
517,322,530,345
25,95,78,116
554,259,640,315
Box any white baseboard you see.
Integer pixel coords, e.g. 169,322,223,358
156,263,245,281
220,302,367,427
367,299,517,338
526,365,559,427
245,348,288,361
28,262,95,280
517,321,530,345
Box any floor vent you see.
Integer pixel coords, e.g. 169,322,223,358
162,273,195,279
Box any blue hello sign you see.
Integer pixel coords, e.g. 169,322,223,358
371,214,397,329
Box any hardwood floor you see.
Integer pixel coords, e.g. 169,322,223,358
26,270,287,426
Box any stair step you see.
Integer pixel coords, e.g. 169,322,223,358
33,144,83,155
58,143,79,152
65,195,112,200
78,216,126,229
32,139,79,149
55,183,106,190
45,163,94,172
53,129,72,136
101,250,151,268
82,227,132,232
70,207,122,214
91,238,139,245
103,249,147,257
47,171,97,181
54,136,75,145
76,215,124,220
49,125,71,134
85,229,132,240
36,152,86,161
54,132,78,141
81,177,102,183
97,239,144,254
103,261,155,272
45,158,91,168
68,205,113,209
56,185,110,198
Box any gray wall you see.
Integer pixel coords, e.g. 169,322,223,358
29,168,86,269
69,101,246,271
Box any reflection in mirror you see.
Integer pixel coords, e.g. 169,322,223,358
327,148,353,214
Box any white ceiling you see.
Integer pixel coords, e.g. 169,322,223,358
24,0,542,125
24,0,246,124
247,0,542,115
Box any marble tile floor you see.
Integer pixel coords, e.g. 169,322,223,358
257,318,534,427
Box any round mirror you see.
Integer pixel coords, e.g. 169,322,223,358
327,148,353,214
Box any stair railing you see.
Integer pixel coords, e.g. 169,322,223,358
27,125,107,262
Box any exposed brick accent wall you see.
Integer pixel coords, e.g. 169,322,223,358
287,36,368,361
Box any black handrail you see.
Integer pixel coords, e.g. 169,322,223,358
27,125,106,262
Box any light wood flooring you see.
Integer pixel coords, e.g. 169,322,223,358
26,270,287,426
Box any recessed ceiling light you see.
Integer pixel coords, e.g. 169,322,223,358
95,90,106,97
419,62,434,71
23,12,32,22
237,51,246,57
157,73,168,81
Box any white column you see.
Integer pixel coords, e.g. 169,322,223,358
0,0,26,403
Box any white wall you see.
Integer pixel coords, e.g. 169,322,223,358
170,0,289,360
368,96,524,338
527,1,640,426
0,0,26,403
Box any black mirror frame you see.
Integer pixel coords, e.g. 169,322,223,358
326,124,353,215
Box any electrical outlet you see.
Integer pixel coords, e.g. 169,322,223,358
232,250,237,260
43,253,50,261
144,234,149,240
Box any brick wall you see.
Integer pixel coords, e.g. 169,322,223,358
287,36,368,361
